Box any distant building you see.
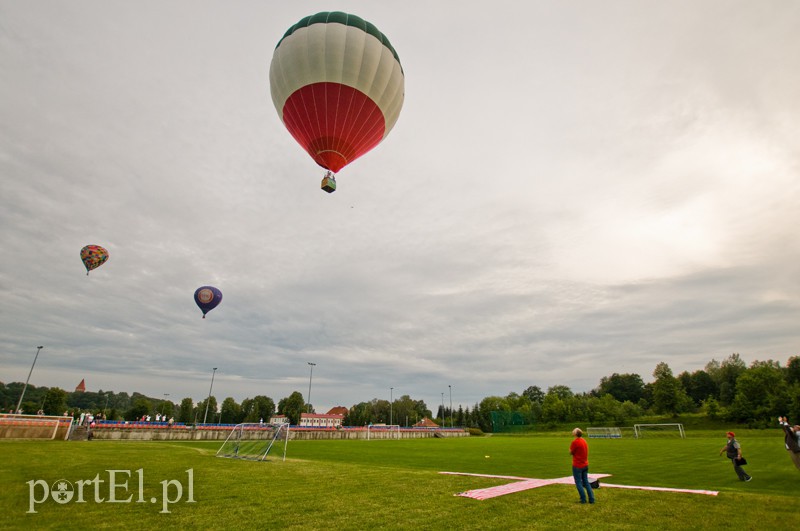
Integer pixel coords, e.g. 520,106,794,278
269,415,289,425
299,413,344,428
413,417,439,428
269,408,347,428
75,379,86,393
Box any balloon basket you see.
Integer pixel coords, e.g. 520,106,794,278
321,173,336,193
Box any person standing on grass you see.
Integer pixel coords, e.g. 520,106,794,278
719,431,752,481
569,428,595,504
778,417,800,471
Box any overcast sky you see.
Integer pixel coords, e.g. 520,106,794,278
1,1,798,415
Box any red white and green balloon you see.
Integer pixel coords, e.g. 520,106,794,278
269,12,404,189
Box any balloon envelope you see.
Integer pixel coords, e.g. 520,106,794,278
194,286,222,318
80,245,109,275
269,11,404,174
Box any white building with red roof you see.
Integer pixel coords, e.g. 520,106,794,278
270,407,346,428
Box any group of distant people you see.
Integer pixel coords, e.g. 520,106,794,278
568,415,800,505
138,413,174,424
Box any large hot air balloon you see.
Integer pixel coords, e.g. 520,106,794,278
269,11,405,193
80,245,109,275
194,286,222,318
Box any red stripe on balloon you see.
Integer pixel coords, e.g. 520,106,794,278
282,82,386,173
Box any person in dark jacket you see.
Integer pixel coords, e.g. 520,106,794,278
719,431,751,481
778,417,800,471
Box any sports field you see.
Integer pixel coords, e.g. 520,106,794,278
1,430,795,529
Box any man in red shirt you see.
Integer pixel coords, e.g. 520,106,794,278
569,428,595,504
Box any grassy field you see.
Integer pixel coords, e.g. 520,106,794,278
0,429,796,530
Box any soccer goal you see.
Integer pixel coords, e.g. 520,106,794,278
587,427,622,439
366,424,401,440
0,414,73,440
633,423,685,439
216,423,289,461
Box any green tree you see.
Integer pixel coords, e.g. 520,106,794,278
391,395,428,427
178,397,194,424
620,400,643,421
786,356,800,385
125,398,153,421
243,395,275,423
158,400,174,419
678,369,718,406
702,396,723,420
456,405,465,427
651,362,692,416
277,391,305,425
541,394,568,423
729,363,790,424
372,399,391,424
220,397,242,424
522,385,545,405
471,402,482,430
596,373,644,403
547,385,573,400
345,401,372,426
788,383,800,421
42,387,68,415
196,396,218,423
709,353,746,405
595,394,623,423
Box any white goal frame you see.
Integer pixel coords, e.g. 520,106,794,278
633,423,685,439
587,427,622,439
216,423,289,461
0,414,73,440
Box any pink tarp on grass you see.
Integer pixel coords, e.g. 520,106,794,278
440,472,717,500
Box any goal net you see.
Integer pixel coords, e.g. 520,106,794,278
367,424,401,440
0,414,73,440
587,427,622,439
633,423,685,439
216,423,289,461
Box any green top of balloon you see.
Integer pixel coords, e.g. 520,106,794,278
276,11,401,68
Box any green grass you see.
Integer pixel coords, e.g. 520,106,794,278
0,431,796,530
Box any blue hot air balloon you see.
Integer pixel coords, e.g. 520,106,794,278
194,286,222,318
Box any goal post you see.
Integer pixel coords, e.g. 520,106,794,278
216,423,289,461
586,427,622,439
0,414,73,440
633,423,685,439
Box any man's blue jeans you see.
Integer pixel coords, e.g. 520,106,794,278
572,465,595,503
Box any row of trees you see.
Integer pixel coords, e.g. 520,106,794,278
3,354,798,431
470,354,800,431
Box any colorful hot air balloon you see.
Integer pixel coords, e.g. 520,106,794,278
80,245,109,275
194,286,222,318
269,11,405,193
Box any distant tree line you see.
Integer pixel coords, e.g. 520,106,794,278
2,354,797,430
462,354,800,432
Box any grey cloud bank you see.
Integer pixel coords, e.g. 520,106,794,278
1,1,798,413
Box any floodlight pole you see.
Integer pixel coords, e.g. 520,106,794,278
104,392,111,418
203,367,217,424
307,362,316,413
390,387,394,426
16,346,44,414
449,384,453,428
162,393,169,415
441,392,445,426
